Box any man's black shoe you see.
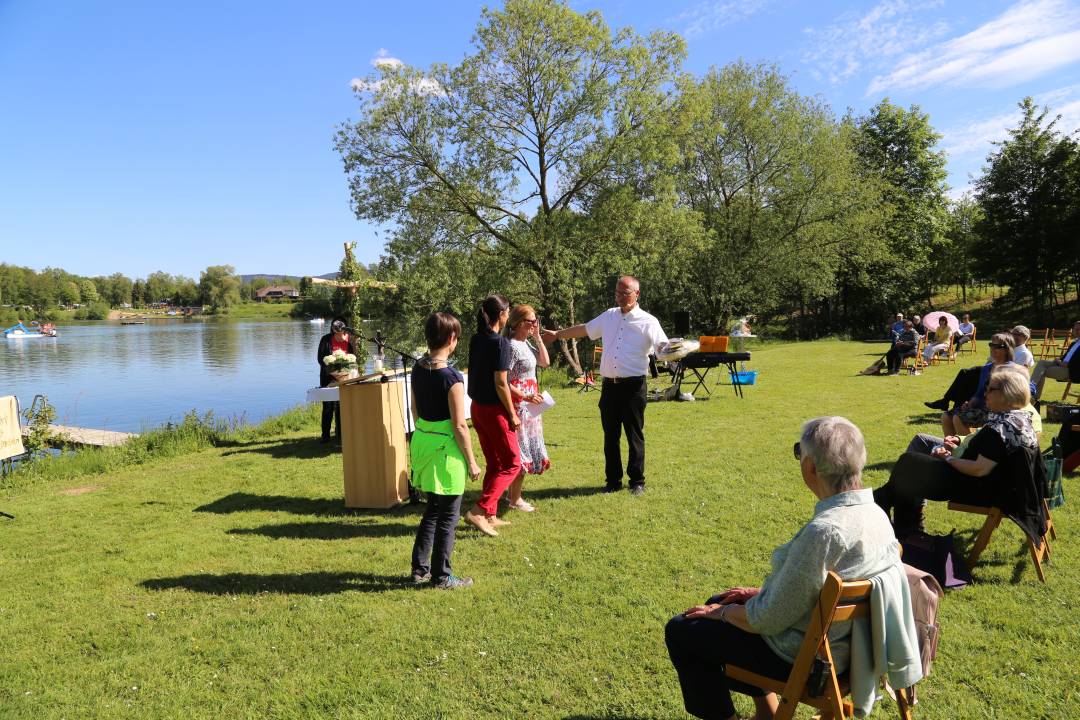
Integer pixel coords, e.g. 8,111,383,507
923,399,949,411
319,436,332,444
602,484,623,494
629,486,645,496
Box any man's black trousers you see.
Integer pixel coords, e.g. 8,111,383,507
599,376,647,488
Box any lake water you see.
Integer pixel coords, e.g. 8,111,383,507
0,320,392,434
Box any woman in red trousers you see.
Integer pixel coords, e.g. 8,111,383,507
464,294,521,537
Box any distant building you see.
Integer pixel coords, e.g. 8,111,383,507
255,285,300,302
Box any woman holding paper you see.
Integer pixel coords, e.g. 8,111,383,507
505,304,551,511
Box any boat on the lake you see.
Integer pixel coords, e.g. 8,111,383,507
3,321,58,339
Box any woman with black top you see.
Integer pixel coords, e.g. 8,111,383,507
874,364,1040,534
410,312,481,590
463,294,522,538
316,317,357,443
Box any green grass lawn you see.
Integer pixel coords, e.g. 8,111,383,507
1,340,1076,719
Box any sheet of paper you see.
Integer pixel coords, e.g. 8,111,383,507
524,391,556,418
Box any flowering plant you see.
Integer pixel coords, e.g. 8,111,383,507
323,349,358,375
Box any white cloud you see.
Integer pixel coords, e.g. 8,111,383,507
673,0,771,39
350,50,444,96
941,86,1080,160
802,1,948,84
868,0,1080,94
371,48,403,69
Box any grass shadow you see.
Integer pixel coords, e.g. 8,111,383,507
194,492,427,518
228,520,416,540
219,437,340,460
140,571,413,595
519,485,611,501
864,460,896,473
907,413,942,426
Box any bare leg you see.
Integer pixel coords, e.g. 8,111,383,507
508,471,524,505
752,692,779,719
940,412,955,436
953,416,971,435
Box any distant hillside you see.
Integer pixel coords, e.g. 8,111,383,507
238,273,338,284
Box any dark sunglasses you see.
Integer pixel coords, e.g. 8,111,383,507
793,441,801,460
989,343,1008,349
986,384,1002,392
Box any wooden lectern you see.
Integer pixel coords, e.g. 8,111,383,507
338,378,410,508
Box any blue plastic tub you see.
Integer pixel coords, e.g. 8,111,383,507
728,370,758,385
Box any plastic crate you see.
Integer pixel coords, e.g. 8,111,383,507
699,335,729,352
729,370,758,385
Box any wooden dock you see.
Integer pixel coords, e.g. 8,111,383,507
23,425,139,448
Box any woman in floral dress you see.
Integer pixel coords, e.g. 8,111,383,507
504,304,551,511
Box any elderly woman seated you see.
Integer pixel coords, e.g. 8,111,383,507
874,365,1041,536
938,332,1017,436
665,417,918,720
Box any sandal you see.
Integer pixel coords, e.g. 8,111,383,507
509,499,536,512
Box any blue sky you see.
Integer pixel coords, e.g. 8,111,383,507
2,0,1079,280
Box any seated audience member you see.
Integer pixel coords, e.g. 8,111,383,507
954,313,975,347
940,333,1015,436
908,367,1043,462
912,314,927,337
888,313,905,339
1031,319,1080,401
874,365,1041,537
922,316,952,362
885,320,921,375
666,417,920,720
1011,325,1035,368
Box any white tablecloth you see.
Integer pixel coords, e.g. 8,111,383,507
306,374,472,433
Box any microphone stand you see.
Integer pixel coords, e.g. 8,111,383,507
346,326,424,504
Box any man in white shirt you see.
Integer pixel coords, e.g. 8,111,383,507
543,276,668,495
1031,319,1080,400
954,314,975,348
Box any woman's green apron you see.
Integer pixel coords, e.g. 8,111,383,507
410,417,467,495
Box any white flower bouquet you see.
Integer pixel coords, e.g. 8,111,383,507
323,349,359,382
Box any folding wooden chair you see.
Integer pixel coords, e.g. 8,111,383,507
1031,329,1052,359
957,327,977,355
1062,382,1080,404
929,335,956,366
724,572,912,720
947,502,1055,583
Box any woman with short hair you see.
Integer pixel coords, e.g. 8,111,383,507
942,332,1015,436
409,312,481,590
316,316,357,443
875,364,1040,535
666,417,917,720
1011,325,1035,368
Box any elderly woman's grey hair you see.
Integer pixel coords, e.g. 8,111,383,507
991,365,1031,408
800,417,866,495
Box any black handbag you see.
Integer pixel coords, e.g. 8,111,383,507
899,530,972,590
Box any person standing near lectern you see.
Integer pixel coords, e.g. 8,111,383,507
316,317,357,443
542,276,668,496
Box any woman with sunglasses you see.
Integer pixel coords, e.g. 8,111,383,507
666,417,918,720
875,364,1040,536
940,332,1016,437
503,304,551,512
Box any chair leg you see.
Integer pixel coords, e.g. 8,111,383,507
967,511,1002,566
894,686,913,720
1028,537,1048,583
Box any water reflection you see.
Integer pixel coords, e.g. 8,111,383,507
0,320,340,433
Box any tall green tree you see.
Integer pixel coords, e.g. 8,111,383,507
336,0,684,368
940,196,983,304
671,63,872,335
850,100,948,320
974,97,1079,323
198,265,241,312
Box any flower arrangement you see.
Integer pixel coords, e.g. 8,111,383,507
323,349,359,381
